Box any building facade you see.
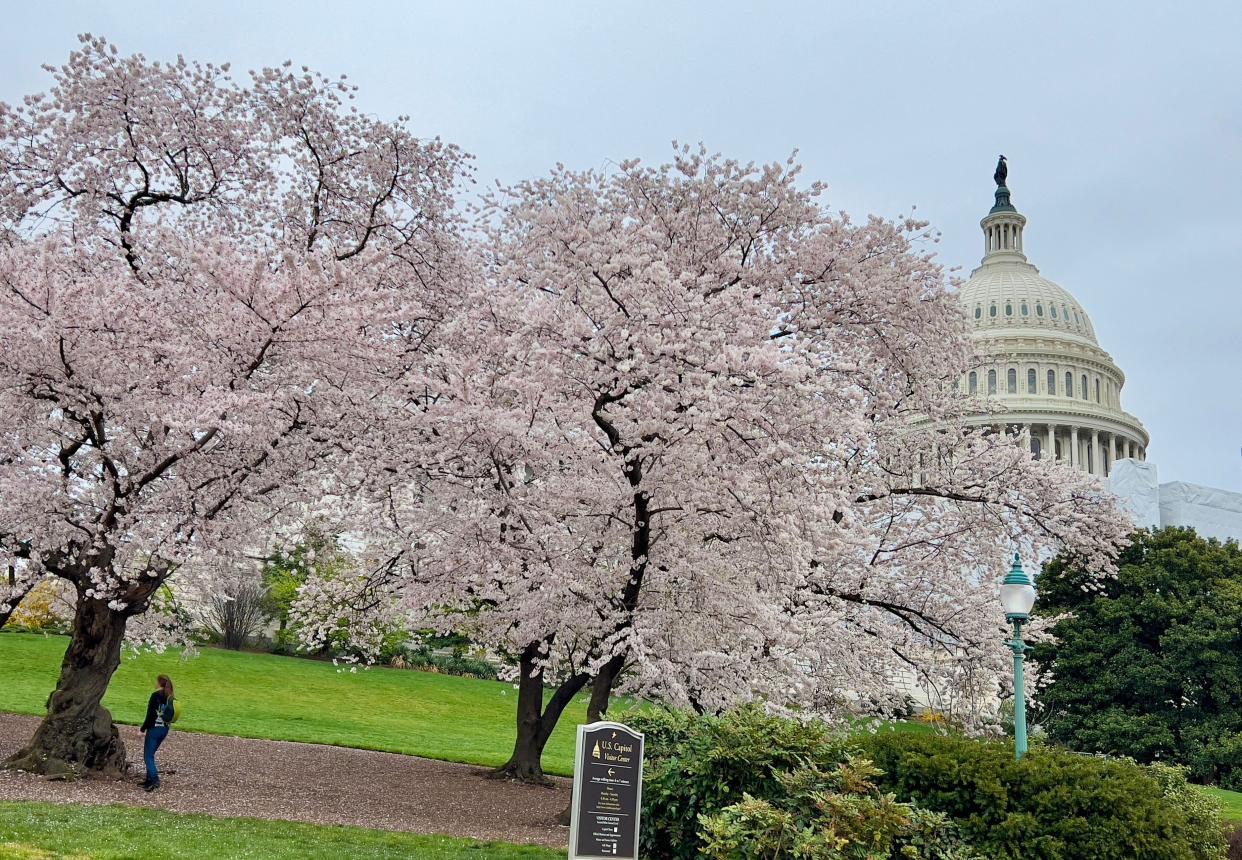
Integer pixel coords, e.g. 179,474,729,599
956,175,1148,476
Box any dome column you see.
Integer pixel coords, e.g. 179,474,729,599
1108,434,1117,475
1070,427,1079,470
1045,425,1055,463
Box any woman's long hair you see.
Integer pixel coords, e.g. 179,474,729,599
157,674,174,702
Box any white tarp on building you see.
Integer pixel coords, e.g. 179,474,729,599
1109,459,1242,543
1109,460,1161,529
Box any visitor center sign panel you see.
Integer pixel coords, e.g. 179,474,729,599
568,721,645,859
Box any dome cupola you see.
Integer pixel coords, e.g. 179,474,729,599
980,156,1029,265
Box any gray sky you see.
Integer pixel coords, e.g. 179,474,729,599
4,1,1241,490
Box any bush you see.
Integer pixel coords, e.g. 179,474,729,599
698,762,980,860
859,732,1228,860
1148,763,1231,860
7,579,72,632
402,647,499,680
200,573,270,650
630,705,976,860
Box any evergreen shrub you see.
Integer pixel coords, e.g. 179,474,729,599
859,732,1227,860
403,648,499,680
629,705,977,860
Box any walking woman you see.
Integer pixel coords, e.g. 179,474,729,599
139,675,174,792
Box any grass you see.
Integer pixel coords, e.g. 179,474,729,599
1204,787,1242,826
0,801,560,860
0,631,591,776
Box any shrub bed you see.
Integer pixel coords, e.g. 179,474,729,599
628,706,978,860
401,648,499,680
859,732,1228,860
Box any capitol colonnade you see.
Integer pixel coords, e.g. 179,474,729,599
1020,423,1143,475
955,161,1149,475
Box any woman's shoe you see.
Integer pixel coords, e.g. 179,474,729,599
143,781,159,793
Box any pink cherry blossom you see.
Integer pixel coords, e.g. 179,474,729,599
293,146,1133,781
0,35,468,774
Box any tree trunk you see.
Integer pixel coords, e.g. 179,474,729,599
554,654,629,825
0,577,35,632
3,588,132,778
492,641,589,785
587,654,627,722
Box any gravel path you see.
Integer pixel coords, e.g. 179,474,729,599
0,713,571,849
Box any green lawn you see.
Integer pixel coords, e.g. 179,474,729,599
1203,787,1242,826
0,801,560,860
0,632,589,776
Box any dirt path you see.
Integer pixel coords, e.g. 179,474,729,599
0,713,570,849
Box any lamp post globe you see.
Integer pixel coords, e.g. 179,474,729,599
1002,553,1036,760
1001,554,1037,620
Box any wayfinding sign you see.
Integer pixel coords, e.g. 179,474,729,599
568,721,644,859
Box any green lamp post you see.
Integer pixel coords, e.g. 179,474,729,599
1000,553,1037,760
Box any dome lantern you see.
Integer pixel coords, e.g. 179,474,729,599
980,156,1028,264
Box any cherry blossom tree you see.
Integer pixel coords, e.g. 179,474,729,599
296,148,1133,783
0,36,467,776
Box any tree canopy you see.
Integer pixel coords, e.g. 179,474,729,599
1032,527,1242,788
293,149,1134,780
0,35,468,775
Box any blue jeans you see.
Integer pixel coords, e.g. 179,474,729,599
143,726,168,784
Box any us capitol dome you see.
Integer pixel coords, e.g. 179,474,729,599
955,159,1148,475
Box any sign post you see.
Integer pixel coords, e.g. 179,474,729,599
568,721,644,859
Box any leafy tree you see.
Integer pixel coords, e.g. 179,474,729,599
261,530,342,649
1032,527,1242,788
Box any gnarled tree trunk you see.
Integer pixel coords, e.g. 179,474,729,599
4,583,139,778
492,640,589,785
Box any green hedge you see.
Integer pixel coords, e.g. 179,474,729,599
859,732,1227,860
628,706,976,860
402,649,499,680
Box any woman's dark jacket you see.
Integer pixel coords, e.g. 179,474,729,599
140,691,169,732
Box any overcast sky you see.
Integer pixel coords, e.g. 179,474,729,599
4,1,1240,490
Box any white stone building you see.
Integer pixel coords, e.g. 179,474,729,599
957,162,1242,542
956,171,1148,474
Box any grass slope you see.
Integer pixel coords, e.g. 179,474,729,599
0,632,587,776
0,801,560,860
